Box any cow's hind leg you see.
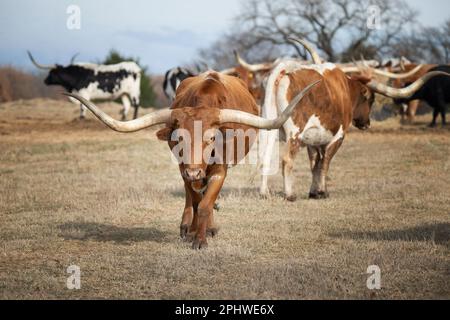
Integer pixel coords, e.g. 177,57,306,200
282,138,300,202
79,104,87,119
407,100,419,124
120,95,131,121
259,130,278,198
429,108,439,128
206,211,218,238
131,96,140,119
307,146,326,199
308,139,343,199
440,104,447,126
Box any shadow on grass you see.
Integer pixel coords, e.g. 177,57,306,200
59,222,170,244
329,223,450,248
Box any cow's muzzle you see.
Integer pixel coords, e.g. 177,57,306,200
183,168,206,182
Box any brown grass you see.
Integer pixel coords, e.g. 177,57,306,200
0,99,449,299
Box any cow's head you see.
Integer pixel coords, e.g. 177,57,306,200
233,52,276,102
156,106,224,181
350,75,375,130
27,51,80,89
44,65,67,86
64,76,321,182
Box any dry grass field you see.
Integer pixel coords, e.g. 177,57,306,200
0,99,449,300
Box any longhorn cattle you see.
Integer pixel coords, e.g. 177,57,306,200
233,45,311,103
259,39,448,201
381,57,412,71
163,67,196,102
390,63,437,124
27,51,141,120
394,65,450,127
65,71,319,249
163,54,277,105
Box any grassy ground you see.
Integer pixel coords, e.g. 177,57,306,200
0,99,449,299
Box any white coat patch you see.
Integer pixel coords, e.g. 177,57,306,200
299,115,342,146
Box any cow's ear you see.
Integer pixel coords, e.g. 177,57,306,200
156,127,172,141
361,86,371,99
351,74,371,85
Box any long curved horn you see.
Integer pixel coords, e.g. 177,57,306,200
27,51,55,70
366,71,450,98
288,38,322,64
219,80,321,129
219,67,237,75
63,93,172,132
70,53,79,64
340,66,360,73
371,64,423,79
400,57,406,71
234,50,274,72
341,64,423,79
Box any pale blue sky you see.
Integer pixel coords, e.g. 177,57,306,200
0,0,448,74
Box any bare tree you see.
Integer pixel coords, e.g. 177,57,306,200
389,19,450,64
198,0,417,67
420,20,450,63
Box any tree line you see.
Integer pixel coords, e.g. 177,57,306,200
197,0,450,69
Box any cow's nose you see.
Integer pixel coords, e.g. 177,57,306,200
184,168,205,181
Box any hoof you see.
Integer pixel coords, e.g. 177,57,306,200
260,193,269,200
192,238,208,250
184,233,196,242
428,123,437,128
180,224,189,239
285,194,297,202
206,228,218,238
309,191,329,199
213,203,220,211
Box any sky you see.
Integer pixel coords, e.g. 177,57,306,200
0,0,449,74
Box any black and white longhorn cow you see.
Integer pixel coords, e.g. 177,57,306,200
163,67,196,102
28,51,141,120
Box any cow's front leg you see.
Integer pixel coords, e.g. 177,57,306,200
181,183,202,240
180,183,200,239
192,168,226,250
308,139,343,199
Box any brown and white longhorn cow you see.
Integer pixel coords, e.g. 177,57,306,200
66,71,318,249
259,39,448,201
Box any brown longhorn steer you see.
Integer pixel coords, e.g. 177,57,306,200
66,71,319,249
259,40,448,201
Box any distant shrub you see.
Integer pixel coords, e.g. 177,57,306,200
0,67,60,102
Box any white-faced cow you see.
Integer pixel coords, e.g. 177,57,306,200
259,39,448,201
28,51,141,120
65,71,319,249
